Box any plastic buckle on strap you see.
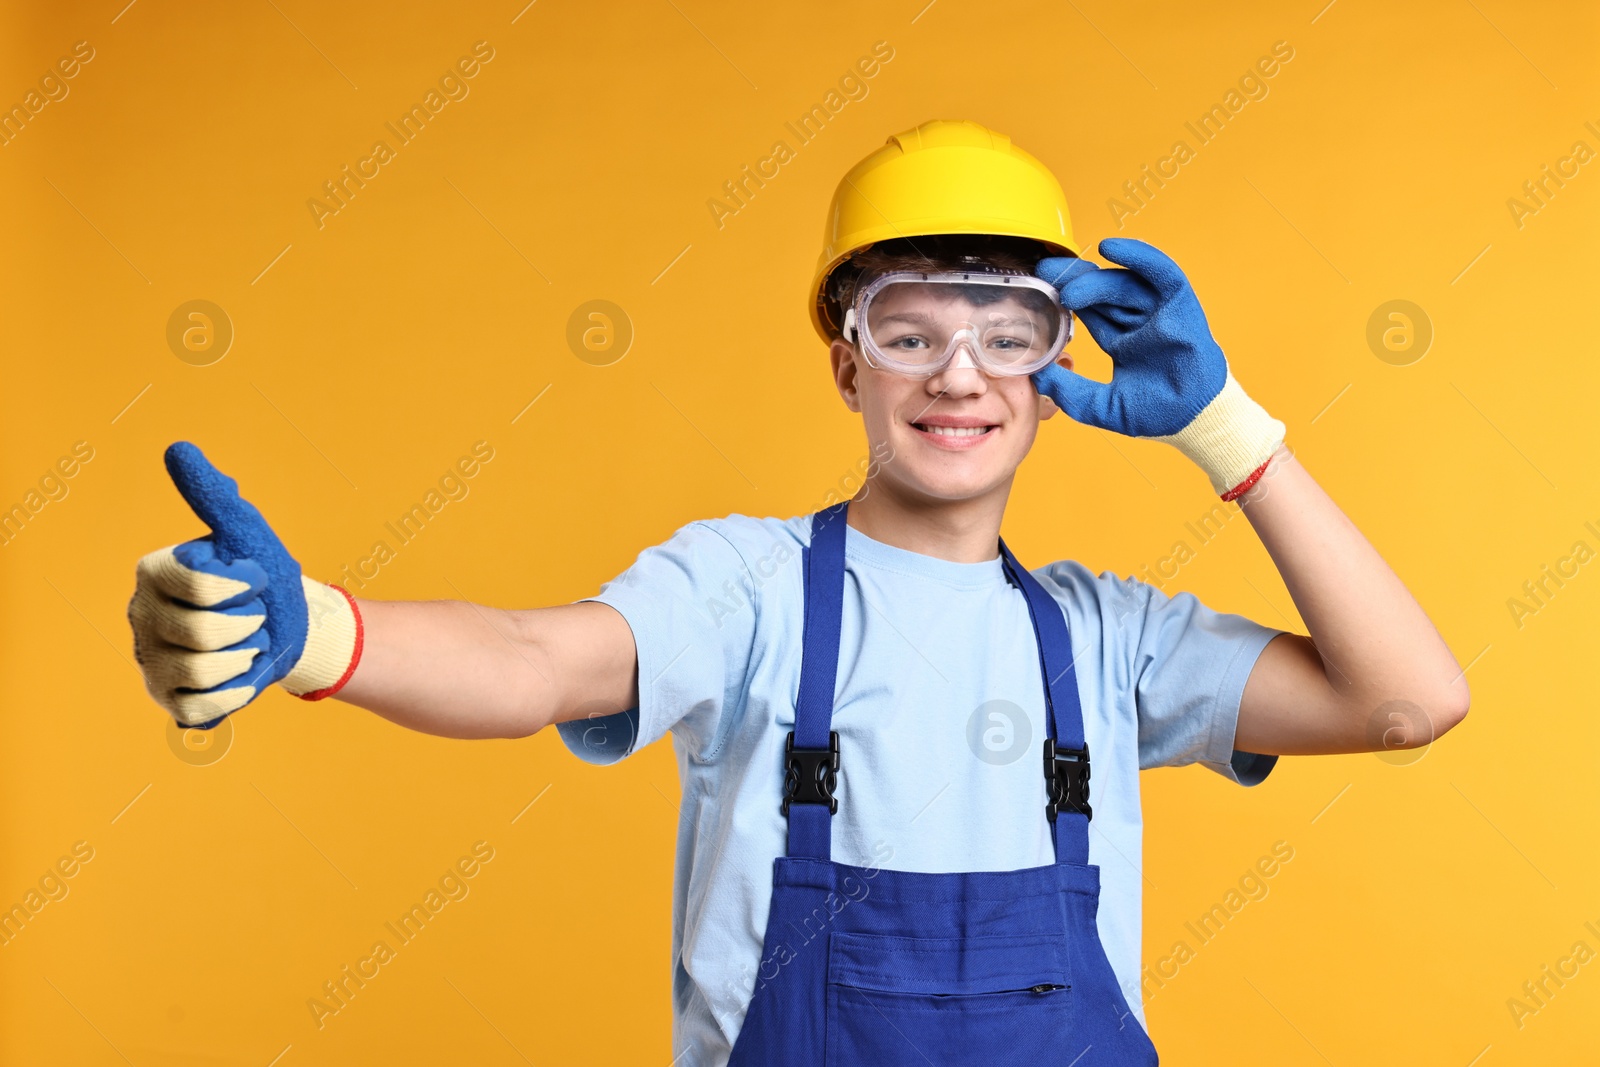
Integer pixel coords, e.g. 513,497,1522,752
783,731,840,815
1044,739,1092,821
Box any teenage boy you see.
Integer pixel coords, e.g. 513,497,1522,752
128,119,1468,1066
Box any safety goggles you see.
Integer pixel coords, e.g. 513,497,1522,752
841,270,1073,379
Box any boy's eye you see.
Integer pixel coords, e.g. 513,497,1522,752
986,332,1044,352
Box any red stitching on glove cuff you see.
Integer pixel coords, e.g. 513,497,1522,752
296,584,364,701
1220,457,1273,502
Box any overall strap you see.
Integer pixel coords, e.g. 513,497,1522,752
998,541,1092,867
786,503,849,859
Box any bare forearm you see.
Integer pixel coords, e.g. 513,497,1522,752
330,599,551,738
1236,444,1469,742
332,598,637,741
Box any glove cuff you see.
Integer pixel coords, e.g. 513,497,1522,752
1155,372,1286,498
281,578,364,700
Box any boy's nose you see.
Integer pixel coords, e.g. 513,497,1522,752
927,341,988,396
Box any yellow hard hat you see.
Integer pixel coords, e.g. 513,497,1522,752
809,119,1079,343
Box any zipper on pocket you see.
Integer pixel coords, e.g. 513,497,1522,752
924,982,1069,999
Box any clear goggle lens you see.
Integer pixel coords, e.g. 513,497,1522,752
843,271,1071,378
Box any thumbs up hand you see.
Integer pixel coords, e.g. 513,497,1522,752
128,442,363,728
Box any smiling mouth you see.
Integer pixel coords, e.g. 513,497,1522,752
913,422,995,438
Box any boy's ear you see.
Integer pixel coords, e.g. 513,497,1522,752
1037,352,1074,421
830,338,863,413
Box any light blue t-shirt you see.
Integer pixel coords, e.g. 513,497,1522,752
557,514,1285,1067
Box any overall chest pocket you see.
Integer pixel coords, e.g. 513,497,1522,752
825,930,1075,1066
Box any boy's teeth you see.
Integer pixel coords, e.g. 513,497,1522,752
922,424,989,437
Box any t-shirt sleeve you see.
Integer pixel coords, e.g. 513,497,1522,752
555,520,758,766
1114,575,1289,786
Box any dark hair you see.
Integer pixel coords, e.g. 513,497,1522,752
821,234,1068,340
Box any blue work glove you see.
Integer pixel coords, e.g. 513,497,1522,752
127,442,362,728
1032,238,1286,499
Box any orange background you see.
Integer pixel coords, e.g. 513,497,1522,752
3,1,1597,1063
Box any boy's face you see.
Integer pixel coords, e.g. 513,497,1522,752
829,284,1072,506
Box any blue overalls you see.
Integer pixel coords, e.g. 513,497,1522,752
726,504,1160,1065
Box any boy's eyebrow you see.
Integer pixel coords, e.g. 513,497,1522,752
978,314,1048,327
874,310,942,325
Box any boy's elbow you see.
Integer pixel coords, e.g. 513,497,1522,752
498,704,555,740
1430,679,1471,738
